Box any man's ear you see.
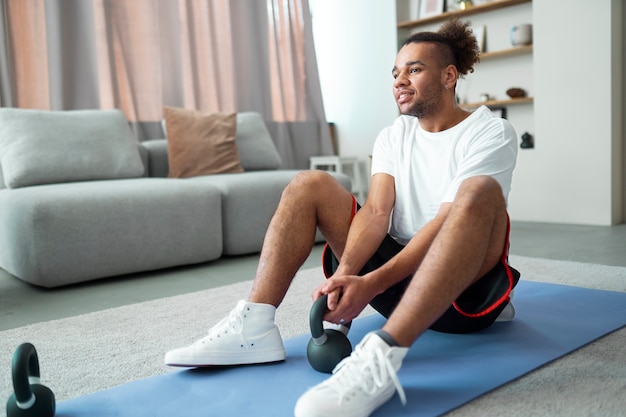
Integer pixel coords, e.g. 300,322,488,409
443,64,459,88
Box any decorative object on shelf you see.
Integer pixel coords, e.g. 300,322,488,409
473,24,485,52
446,0,460,13
457,0,473,10
506,87,527,99
490,107,507,120
520,132,533,149
510,23,532,47
419,0,445,19
480,93,490,102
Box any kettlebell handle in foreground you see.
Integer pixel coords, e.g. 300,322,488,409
7,342,56,417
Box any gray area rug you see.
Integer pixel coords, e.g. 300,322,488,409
1,255,625,417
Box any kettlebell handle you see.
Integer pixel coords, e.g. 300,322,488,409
307,294,353,373
309,294,329,343
12,343,40,408
309,294,352,343
7,342,55,417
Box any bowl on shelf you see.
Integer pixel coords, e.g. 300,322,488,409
506,88,527,99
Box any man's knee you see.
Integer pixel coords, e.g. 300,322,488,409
455,176,509,272
458,175,502,194
282,170,338,199
455,176,505,210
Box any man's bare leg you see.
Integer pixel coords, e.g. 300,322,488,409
164,171,355,367
294,176,511,415
249,170,356,307
383,175,509,346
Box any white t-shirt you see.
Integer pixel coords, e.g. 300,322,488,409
371,106,518,245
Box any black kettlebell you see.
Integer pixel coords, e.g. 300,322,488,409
6,343,55,417
306,294,352,373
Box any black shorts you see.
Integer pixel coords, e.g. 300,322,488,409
321,199,521,334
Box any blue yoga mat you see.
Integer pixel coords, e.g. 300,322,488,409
58,281,626,417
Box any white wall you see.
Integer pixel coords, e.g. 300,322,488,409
508,0,622,225
309,0,398,186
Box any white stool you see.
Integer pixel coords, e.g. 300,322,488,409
309,156,366,203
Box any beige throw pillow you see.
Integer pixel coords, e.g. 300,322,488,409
164,107,244,178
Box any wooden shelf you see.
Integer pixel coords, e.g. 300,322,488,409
462,96,534,109
480,44,532,60
398,0,531,29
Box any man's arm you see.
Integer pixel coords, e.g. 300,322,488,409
332,172,396,276
314,172,394,312
321,205,452,324
319,172,452,322
364,202,451,294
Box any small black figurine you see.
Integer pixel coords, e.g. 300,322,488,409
520,132,533,149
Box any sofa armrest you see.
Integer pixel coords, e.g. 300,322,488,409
141,139,169,178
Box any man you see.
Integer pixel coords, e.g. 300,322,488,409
165,18,519,417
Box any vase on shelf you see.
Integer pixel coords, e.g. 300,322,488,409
457,0,473,10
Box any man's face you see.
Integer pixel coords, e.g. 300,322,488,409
392,42,445,118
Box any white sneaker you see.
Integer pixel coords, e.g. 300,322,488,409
496,291,516,322
164,300,286,367
496,302,516,322
295,332,409,417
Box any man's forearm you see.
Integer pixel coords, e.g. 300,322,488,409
334,204,390,276
364,204,451,295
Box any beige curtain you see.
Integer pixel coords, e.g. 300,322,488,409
177,0,235,112
93,0,163,121
92,0,236,119
3,0,49,109
0,0,332,168
267,0,306,122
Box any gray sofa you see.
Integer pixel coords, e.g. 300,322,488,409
0,109,350,288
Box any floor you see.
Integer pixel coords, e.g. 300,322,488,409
1,221,625,331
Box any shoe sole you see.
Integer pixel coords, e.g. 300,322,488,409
294,385,396,417
165,349,287,367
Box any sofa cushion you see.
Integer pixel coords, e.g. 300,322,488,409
0,178,223,287
0,108,145,189
189,170,352,255
235,112,282,170
163,107,244,178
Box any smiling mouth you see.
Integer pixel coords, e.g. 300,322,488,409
397,91,414,105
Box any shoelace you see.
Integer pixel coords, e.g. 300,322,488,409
331,342,406,406
201,308,244,344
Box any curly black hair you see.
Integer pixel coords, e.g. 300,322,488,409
402,19,480,76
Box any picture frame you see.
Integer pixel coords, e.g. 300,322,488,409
419,0,445,19
490,107,507,120
473,25,486,52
